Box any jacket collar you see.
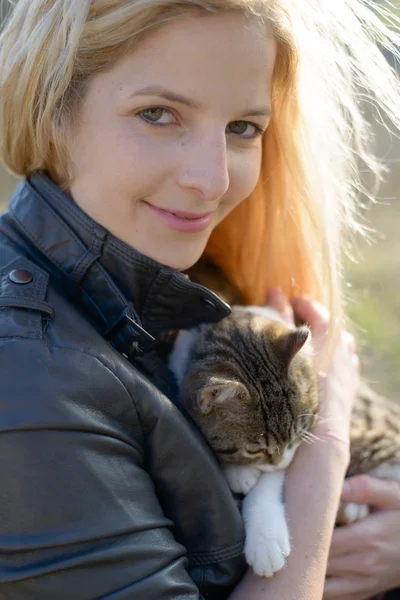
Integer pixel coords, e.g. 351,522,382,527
4,172,230,356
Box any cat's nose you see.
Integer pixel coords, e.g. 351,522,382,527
265,452,281,466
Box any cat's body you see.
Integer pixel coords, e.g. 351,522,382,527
169,303,400,579
169,305,319,577
338,381,400,525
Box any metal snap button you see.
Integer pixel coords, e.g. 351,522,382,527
8,269,33,284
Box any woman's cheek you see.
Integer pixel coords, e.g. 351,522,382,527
230,148,263,202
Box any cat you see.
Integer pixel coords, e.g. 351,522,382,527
169,304,319,577
168,302,400,580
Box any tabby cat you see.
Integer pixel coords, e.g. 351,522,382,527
169,304,318,576
168,263,400,579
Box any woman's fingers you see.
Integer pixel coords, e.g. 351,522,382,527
323,574,375,599
342,475,400,509
265,288,295,325
291,295,330,337
326,554,359,577
326,508,400,598
291,297,357,356
328,520,370,559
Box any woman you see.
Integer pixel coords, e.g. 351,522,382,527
0,1,398,598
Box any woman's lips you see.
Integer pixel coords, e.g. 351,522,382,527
144,201,215,233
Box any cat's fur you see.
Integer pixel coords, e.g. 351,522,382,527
169,305,319,576
169,273,400,579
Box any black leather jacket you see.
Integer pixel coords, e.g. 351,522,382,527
0,174,246,599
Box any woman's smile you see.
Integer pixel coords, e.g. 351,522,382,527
142,201,216,233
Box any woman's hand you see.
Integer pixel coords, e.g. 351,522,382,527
324,474,400,599
267,289,359,446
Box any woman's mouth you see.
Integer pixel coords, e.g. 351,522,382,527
143,202,215,233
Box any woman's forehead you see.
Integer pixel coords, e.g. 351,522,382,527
102,11,276,117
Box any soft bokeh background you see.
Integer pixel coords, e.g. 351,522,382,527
345,126,400,400
0,0,399,399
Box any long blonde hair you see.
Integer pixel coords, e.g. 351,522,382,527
0,0,399,339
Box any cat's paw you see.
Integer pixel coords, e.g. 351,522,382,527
336,501,370,525
244,512,291,577
223,465,262,495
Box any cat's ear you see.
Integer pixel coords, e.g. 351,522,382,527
276,325,311,367
198,380,249,414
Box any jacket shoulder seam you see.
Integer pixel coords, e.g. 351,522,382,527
54,344,145,433
0,337,144,434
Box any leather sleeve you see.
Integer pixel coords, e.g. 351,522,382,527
0,339,202,599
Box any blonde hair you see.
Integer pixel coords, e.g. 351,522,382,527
0,0,399,345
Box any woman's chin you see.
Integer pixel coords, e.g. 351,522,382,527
160,253,204,272
138,243,207,272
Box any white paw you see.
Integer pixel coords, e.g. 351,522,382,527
223,465,262,495
341,502,370,524
244,513,291,577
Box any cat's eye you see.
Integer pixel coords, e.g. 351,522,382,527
245,448,264,455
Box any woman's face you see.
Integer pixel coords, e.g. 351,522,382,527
67,11,276,270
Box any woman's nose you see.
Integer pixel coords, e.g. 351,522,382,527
177,131,230,202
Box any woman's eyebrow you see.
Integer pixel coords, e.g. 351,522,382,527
129,85,271,117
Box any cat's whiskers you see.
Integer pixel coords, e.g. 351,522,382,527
300,433,315,444
301,416,351,445
313,415,338,426
294,413,318,432
299,429,324,445
296,413,317,419
304,431,323,443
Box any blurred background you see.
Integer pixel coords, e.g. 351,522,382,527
0,0,399,399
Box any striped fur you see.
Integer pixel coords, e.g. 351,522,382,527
171,306,319,468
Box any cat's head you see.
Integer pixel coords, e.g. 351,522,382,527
180,307,319,470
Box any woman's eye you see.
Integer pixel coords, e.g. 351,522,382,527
227,120,265,139
139,107,175,125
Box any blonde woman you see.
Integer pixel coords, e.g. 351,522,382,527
0,1,398,598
